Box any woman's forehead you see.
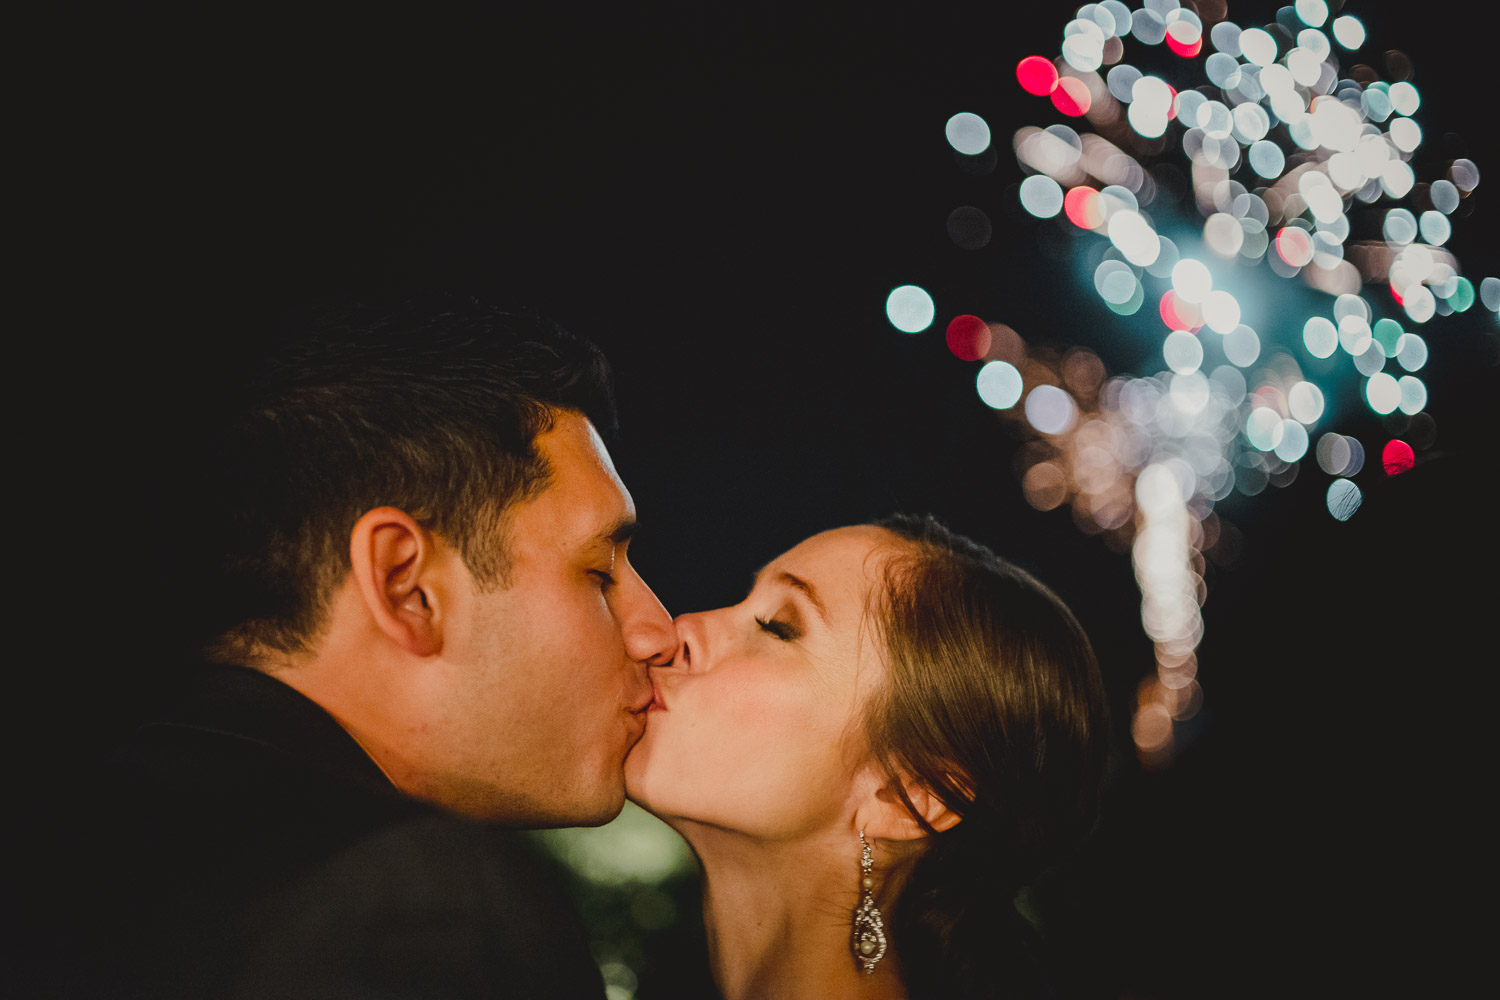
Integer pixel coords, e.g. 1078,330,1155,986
769,526,896,610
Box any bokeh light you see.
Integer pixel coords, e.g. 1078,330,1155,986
1396,332,1428,371
1382,439,1415,476
886,285,935,333
1025,384,1078,434
1245,407,1284,451
1316,433,1349,475
946,314,991,361
1159,290,1204,332
1016,55,1059,96
1202,290,1241,333
1273,420,1310,463
1019,174,1065,218
1065,185,1105,228
1418,211,1451,247
1163,330,1203,374
1302,316,1338,358
903,0,1490,768
1397,375,1427,415
1480,277,1500,311
945,112,992,155
1295,0,1329,28
976,360,1024,409
1365,372,1401,414
946,206,993,249
1171,259,1212,303
1223,324,1261,367
1052,76,1093,117
1288,382,1325,424
1332,15,1365,50
1326,478,1362,520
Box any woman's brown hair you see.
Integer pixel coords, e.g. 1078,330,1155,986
865,514,1111,997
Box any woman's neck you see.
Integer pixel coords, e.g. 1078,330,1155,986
679,824,909,1000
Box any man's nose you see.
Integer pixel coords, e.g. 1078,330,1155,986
621,573,677,666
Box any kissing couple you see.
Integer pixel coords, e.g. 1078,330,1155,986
36,298,1109,999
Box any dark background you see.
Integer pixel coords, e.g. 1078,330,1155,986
21,2,1497,996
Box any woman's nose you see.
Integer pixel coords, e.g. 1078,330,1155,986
671,611,708,672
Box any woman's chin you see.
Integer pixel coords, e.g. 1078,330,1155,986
622,737,660,809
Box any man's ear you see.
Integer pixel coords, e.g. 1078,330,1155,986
348,506,443,658
856,766,964,843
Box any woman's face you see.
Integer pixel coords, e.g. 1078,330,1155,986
625,526,894,840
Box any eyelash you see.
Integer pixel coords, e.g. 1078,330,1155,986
755,616,799,641
590,570,616,589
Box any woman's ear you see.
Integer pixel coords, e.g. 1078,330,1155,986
857,768,963,843
348,506,443,658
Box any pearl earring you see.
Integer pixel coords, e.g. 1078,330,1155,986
852,829,887,973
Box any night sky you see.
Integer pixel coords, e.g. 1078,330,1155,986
22,2,1498,995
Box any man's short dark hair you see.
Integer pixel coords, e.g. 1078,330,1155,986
202,296,617,665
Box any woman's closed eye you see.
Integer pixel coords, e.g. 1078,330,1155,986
754,616,801,642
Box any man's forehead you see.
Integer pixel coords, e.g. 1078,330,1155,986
530,411,635,544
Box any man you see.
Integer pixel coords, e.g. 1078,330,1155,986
36,298,676,997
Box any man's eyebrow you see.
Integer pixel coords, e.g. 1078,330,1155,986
603,516,636,546
750,568,831,626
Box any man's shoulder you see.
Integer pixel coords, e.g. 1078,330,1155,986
95,663,425,870
26,664,605,999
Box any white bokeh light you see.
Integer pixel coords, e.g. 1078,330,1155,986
1365,372,1401,414
1246,407,1284,451
1288,382,1325,424
1397,375,1427,415
1332,15,1365,50
1109,210,1162,266
1202,289,1241,333
1019,175,1065,218
945,112,991,155
1025,384,1078,434
1239,27,1277,66
1274,419,1310,463
1397,333,1428,371
976,361,1024,409
1223,324,1261,367
1295,0,1328,27
1327,478,1362,521
886,285,935,333
1171,259,1213,303
1163,330,1204,374
1303,317,1338,358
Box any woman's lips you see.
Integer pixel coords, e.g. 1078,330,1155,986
649,675,668,711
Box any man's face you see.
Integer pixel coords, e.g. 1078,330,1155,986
422,410,675,826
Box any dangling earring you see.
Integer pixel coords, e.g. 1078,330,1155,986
852,829,887,974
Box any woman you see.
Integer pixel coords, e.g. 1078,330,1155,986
625,514,1110,999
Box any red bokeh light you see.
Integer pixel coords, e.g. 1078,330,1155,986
1389,281,1406,305
1158,290,1204,332
1275,227,1314,267
1017,55,1059,96
1051,76,1092,117
1165,24,1203,58
1382,439,1415,476
945,314,992,361
1064,186,1103,229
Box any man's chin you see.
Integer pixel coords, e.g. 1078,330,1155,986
571,792,627,828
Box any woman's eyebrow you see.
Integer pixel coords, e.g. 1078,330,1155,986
749,568,831,627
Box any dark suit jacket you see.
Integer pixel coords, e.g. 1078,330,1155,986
26,663,605,999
